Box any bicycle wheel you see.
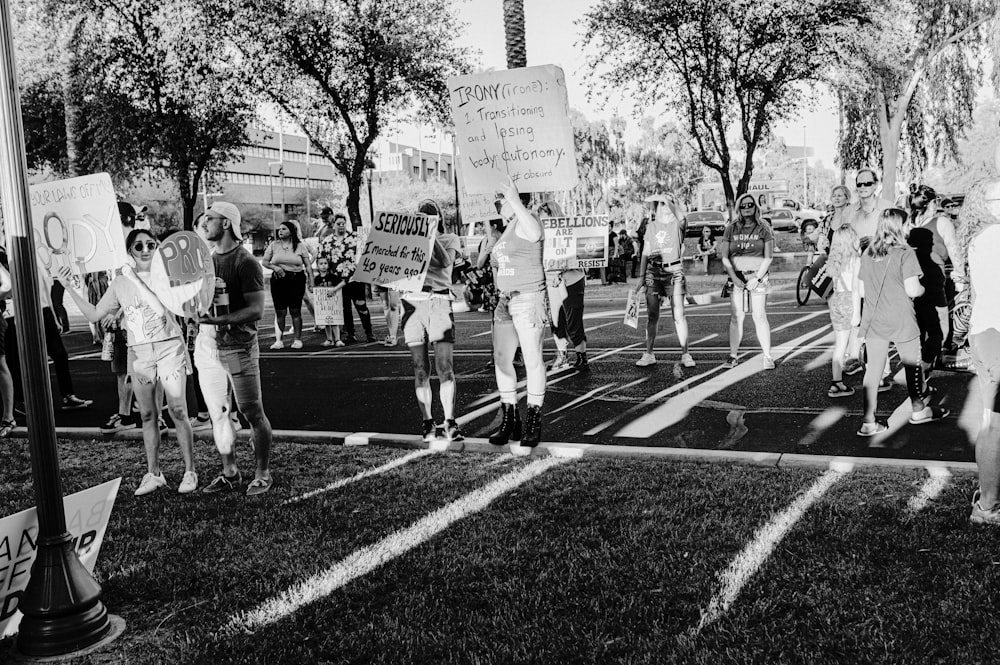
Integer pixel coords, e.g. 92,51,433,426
796,266,812,306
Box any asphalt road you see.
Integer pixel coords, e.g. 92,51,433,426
46,276,979,463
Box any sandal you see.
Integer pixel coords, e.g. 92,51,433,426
0,419,16,438
909,406,950,425
828,382,855,398
857,421,888,437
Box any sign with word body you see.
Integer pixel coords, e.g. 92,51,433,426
148,231,215,317
313,287,344,325
29,173,128,293
0,478,121,637
449,65,578,194
541,215,610,270
353,211,437,292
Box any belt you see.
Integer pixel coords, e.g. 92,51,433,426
653,259,683,269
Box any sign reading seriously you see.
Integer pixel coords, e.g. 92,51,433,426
0,478,121,638
29,173,127,292
541,215,610,270
313,287,344,325
352,211,436,292
448,65,579,194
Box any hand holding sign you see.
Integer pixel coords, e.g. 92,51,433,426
148,232,215,317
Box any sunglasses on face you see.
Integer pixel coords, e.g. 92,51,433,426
856,181,876,187
132,241,157,252
738,202,756,210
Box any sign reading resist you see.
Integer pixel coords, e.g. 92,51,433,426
541,215,610,270
449,65,579,194
352,211,437,292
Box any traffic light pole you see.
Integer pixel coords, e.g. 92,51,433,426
0,0,124,658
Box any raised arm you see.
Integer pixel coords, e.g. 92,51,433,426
498,178,542,243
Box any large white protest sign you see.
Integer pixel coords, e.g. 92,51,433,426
314,287,344,325
457,163,498,231
29,173,127,293
541,215,610,270
352,211,436,292
0,478,121,637
449,65,579,194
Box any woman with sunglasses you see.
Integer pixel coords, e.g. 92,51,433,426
852,208,948,437
487,177,547,451
720,193,775,369
60,229,199,496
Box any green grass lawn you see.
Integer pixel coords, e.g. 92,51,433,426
1,437,998,664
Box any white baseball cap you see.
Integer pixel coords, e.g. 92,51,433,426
207,202,243,240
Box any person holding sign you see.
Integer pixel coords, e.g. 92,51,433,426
322,213,374,344
487,179,547,451
314,257,345,346
58,229,199,496
537,201,588,372
720,194,776,370
633,194,696,369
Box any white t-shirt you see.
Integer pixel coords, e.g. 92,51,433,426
968,224,1000,335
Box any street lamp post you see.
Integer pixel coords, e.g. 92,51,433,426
267,161,282,233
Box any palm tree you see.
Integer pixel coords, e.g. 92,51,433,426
502,0,526,68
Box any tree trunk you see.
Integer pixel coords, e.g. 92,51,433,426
503,0,526,69
61,19,86,177
878,92,906,205
345,173,363,230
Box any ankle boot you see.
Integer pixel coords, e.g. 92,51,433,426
488,403,522,445
521,405,542,447
903,363,926,407
574,352,589,371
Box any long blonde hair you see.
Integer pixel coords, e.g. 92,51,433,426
734,193,763,226
827,223,860,278
866,208,909,259
957,179,1000,266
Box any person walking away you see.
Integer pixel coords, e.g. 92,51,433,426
263,220,313,349
825,223,862,397
720,194,774,369
633,193,695,368
59,229,198,495
853,208,948,437
314,257,345,346
197,202,275,496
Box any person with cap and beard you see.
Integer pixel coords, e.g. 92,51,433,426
197,202,275,496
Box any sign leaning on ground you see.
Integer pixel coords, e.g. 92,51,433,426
352,211,437,292
28,173,127,292
0,478,121,637
448,65,579,194
540,215,610,270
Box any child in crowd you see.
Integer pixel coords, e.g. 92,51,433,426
314,257,345,347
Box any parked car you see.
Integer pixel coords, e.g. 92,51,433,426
684,210,728,238
762,208,797,232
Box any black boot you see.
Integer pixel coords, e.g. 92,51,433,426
488,403,522,445
903,363,925,407
521,405,542,447
574,352,589,372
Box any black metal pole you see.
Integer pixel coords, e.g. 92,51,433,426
367,171,374,224
0,0,122,657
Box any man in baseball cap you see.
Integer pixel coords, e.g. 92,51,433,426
206,201,243,240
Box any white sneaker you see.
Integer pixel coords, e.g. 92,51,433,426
322,340,334,347
636,352,657,367
189,414,212,432
290,339,303,349
680,352,696,368
178,471,199,494
270,340,284,350
135,472,168,496
548,353,571,371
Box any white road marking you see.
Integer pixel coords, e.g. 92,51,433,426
227,456,568,633
779,329,832,363
691,334,718,345
906,467,951,515
690,465,850,637
283,450,436,505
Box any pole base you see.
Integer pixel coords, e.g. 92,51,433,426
11,615,125,663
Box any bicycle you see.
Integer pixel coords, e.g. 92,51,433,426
796,246,819,306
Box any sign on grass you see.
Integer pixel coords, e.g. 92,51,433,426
448,65,578,194
541,215,610,270
29,173,128,293
313,287,344,325
0,478,121,637
352,211,436,292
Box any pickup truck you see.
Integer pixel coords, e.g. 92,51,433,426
775,198,825,234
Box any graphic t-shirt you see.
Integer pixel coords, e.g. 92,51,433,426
722,219,774,273
858,246,922,341
213,245,264,350
968,225,1000,336
492,222,545,295
97,272,182,346
643,219,684,266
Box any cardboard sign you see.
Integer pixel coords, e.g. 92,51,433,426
449,65,579,194
29,173,127,293
352,211,436,292
313,287,344,325
624,289,641,330
0,478,121,637
148,231,215,316
541,215,610,270
457,162,499,228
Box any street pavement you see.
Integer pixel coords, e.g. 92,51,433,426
46,273,979,463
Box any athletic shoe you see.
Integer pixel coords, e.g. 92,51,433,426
60,395,92,411
723,356,739,369
189,414,212,432
856,421,888,437
322,340,334,347
101,413,136,434
382,335,397,347
178,471,199,494
422,419,438,443
0,419,15,438
970,490,1000,525
908,406,949,425
269,340,284,350
246,475,274,497
763,356,776,370
335,340,346,347
134,472,168,496
680,353,696,368
345,335,358,345
203,471,242,494
828,382,855,398
635,352,657,367
878,378,893,393
444,419,465,442
548,353,571,371
574,352,590,372
843,358,865,376
290,339,303,349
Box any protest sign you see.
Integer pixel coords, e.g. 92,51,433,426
624,289,641,330
449,65,579,194
541,215,610,270
29,173,127,293
314,287,344,325
0,478,121,638
457,163,498,231
352,211,436,292
148,231,215,317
